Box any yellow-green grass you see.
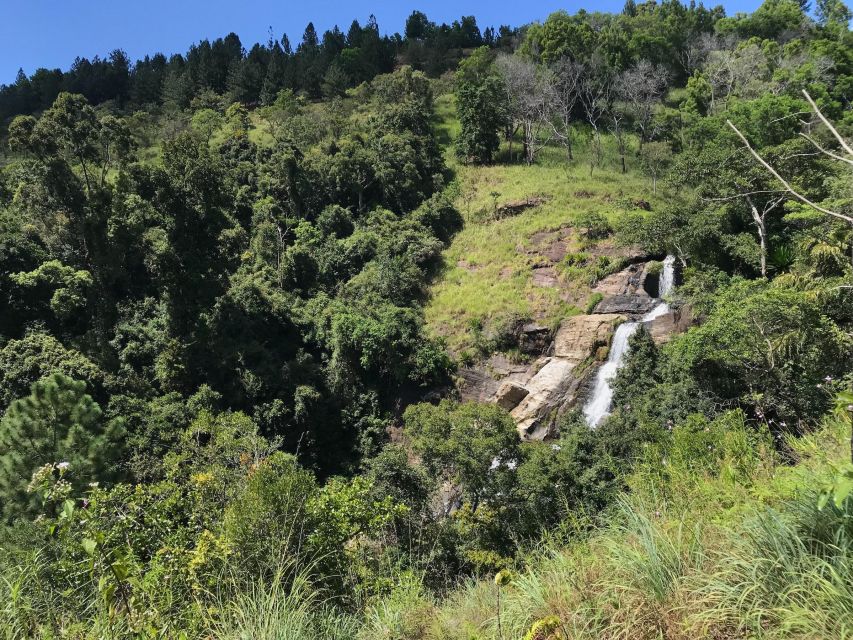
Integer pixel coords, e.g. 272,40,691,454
426,99,663,353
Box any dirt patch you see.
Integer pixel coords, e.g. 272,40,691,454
495,195,549,219
527,226,574,264
532,266,559,288
456,259,479,272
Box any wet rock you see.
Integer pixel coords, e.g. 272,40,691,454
495,381,529,411
648,305,695,344
594,294,656,315
553,314,625,362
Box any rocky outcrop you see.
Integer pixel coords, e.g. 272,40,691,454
455,258,691,441
518,322,552,354
553,314,625,361
594,294,656,315
495,381,529,410
593,262,648,296
511,358,579,440
460,314,625,441
648,304,695,344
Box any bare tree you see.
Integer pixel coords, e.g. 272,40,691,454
544,58,584,161
705,43,771,108
609,81,630,174
620,60,670,149
639,141,673,194
677,32,721,77
496,54,552,165
579,54,613,174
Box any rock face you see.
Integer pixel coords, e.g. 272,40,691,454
511,358,581,440
594,294,656,315
518,322,552,354
648,304,695,344
553,314,625,361
460,314,625,441
593,262,648,296
495,381,529,410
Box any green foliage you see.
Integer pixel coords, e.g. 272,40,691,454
0,373,124,522
455,48,508,164
1,2,853,636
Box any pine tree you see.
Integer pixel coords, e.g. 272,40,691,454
0,373,125,522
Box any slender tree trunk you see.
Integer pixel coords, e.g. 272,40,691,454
747,195,767,277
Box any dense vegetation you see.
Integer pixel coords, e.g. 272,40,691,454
0,1,852,638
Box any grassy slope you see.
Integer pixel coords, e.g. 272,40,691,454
427,93,663,354
358,415,853,640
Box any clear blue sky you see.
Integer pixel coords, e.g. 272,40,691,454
0,0,765,85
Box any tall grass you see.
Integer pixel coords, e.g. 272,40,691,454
364,417,853,640
208,566,358,640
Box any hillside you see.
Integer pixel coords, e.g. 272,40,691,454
1,2,852,639
427,93,663,355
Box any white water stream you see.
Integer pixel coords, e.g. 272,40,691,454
583,256,675,427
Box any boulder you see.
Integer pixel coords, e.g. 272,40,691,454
510,358,579,440
495,381,529,410
553,314,625,362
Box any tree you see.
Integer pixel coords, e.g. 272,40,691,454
0,373,125,522
545,58,583,160
639,141,673,194
579,54,613,174
405,401,520,515
611,326,659,408
727,90,853,228
620,60,669,148
455,49,508,164
190,108,223,145
495,54,551,165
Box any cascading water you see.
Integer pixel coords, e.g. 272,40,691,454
583,255,675,427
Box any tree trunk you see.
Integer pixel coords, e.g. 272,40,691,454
747,195,767,277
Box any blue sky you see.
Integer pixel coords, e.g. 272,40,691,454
1,0,766,85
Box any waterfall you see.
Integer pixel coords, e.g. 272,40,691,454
583,256,675,427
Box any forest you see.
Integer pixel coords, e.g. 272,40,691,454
0,1,852,638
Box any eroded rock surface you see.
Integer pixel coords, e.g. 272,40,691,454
511,358,581,440
648,305,695,344
553,314,625,361
594,294,656,315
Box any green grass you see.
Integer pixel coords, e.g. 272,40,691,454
426,95,662,353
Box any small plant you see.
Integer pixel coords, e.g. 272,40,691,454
586,292,604,314
574,212,612,240
494,570,513,640
523,615,563,640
